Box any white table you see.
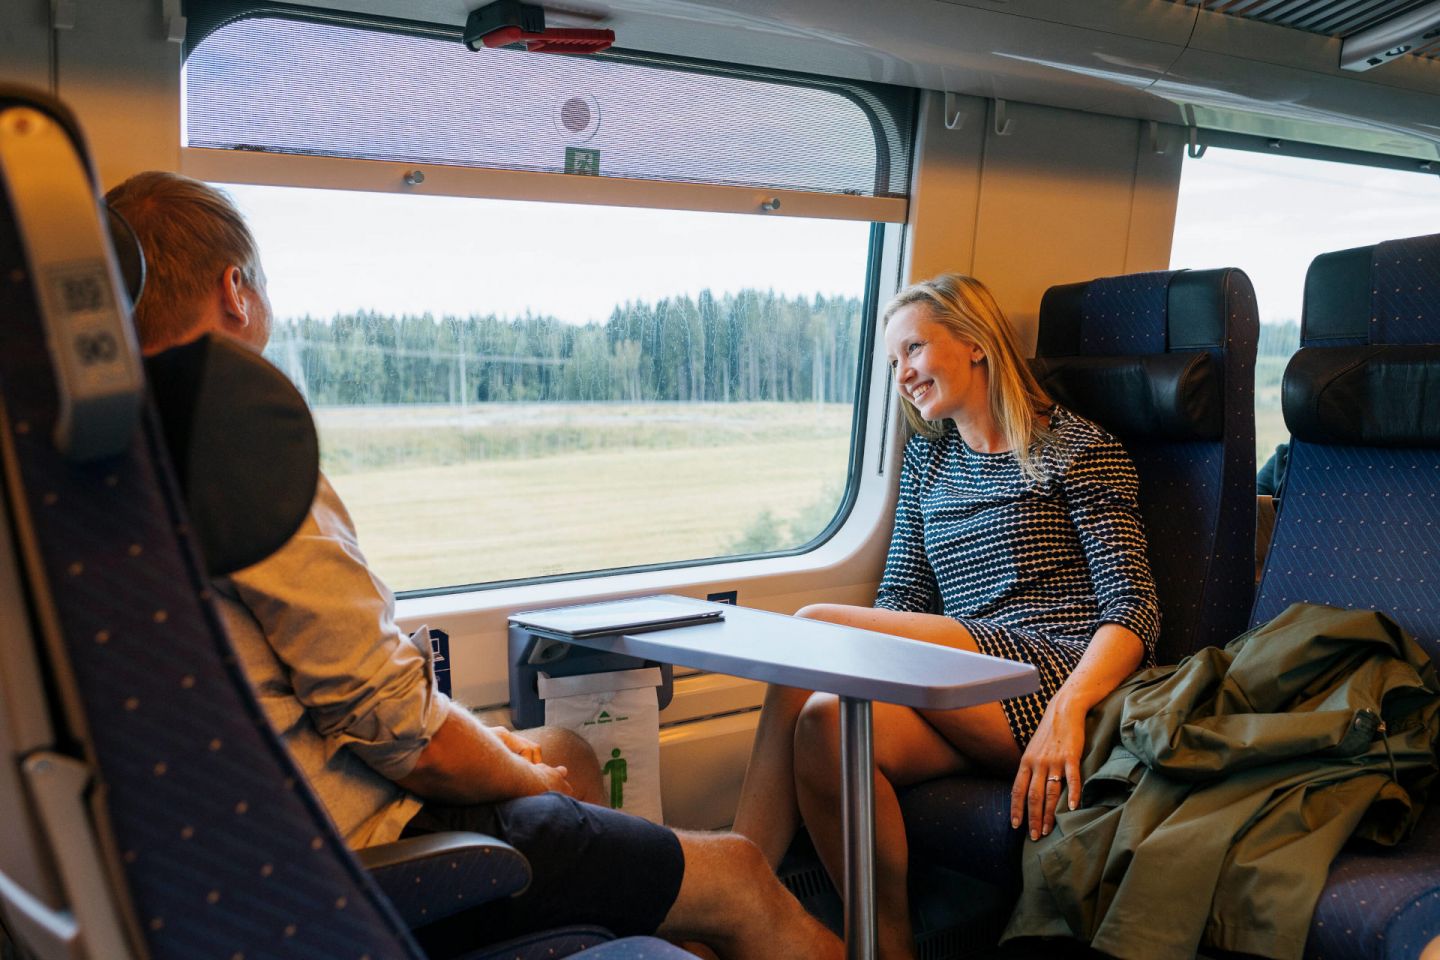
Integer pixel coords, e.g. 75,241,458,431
539,596,1038,960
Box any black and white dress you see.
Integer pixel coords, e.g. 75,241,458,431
874,405,1161,746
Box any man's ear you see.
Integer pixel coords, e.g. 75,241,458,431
218,265,253,334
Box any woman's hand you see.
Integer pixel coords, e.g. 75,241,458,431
1010,693,1086,841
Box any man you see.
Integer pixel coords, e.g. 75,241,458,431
107,171,840,960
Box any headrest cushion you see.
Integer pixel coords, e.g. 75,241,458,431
1030,351,1221,441
144,335,319,576
1283,345,1440,447
106,205,145,307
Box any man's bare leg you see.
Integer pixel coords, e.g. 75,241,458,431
659,832,843,960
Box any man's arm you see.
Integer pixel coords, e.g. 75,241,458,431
396,702,576,804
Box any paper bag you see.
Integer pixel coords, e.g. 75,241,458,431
538,667,663,823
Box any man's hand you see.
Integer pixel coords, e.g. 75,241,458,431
493,726,542,764
527,761,577,798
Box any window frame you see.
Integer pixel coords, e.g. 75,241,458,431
180,7,915,599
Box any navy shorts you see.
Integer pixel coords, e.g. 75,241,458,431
399,792,685,945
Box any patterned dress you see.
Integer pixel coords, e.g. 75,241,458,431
874,406,1161,746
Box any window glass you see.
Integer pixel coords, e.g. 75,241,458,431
226,183,872,593
1170,149,1440,465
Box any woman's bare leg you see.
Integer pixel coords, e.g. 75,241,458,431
789,606,1021,959
733,603,873,868
733,682,814,868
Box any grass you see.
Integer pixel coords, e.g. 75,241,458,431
317,402,853,592
318,399,1292,593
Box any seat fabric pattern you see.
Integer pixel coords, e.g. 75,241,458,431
452,925,612,960
1251,232,1440,960
1079,271,1169,355
0,198,423,957
1058,268,1258,663
1250,442,1440,656
901,776,1022,891
372,843,533,929
1373,235,1440,345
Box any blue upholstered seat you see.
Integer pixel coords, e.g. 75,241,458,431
1250,233,1440,960
0,86,688,960
900,268,1259,943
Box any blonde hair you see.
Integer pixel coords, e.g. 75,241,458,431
105,172,260,352
884,274,1054,481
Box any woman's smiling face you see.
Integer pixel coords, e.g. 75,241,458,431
884,302,986,424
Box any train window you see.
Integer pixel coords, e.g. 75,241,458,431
182,12,912,594
1170,148,1440,463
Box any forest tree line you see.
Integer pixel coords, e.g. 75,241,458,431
264,289,864,406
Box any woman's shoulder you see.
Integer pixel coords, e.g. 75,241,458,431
1043,406,1130,470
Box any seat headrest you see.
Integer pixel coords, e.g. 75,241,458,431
1302,232,1440,347
1283,344,1440,447
144,335,319,576
1030,353,1221,441
106,205,145,306
1035,268,1245,441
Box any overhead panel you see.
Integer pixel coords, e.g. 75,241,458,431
1176,0,1440,62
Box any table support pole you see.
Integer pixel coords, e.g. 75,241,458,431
840,695,876,960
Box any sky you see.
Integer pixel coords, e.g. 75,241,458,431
1169,149,1440,325
223,146,1440,329
225,183,873,325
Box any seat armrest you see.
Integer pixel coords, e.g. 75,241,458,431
358,832,531,929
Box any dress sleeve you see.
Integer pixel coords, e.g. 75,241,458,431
874,440,941,614
227,475,449,781
1062,438,1162,662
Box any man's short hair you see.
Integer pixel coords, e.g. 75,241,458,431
105,172,260,352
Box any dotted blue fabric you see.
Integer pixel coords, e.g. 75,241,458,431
1080,269,1258,663
372,843,532,929
0,272,424,955
1253,233,1440,960
454,926,612,960
1373,235,1440,346
1079,271,1170,355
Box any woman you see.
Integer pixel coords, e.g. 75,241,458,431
733,274,1160,959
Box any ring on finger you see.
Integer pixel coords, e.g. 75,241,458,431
1044,775,1062,787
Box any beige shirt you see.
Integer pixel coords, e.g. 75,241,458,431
215,474,447,848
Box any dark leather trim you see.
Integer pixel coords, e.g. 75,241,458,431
1030,351,1221,440
1302,245,1373,345
1035,282,1086,358
1167,269,1228,350
145,335,319,575
1283,345,1440,447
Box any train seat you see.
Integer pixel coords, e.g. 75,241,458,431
899,267,1259,950
0,86,688,960
1250,232,1440,960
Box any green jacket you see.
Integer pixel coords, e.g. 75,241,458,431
1002,603,1440,960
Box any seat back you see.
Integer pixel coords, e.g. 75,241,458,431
0,86,424,960
1035,268,1259,664
1251,233,1440,655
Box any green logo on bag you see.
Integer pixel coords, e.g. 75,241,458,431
603,748,628,809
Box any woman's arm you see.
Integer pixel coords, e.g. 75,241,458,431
1009,622,1143,839
1010,435,1160,838
873,439,941,613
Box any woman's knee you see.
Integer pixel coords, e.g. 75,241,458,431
795,602,866,624
793,694,842,789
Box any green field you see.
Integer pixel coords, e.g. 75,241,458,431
317,402,853,592
318,399,1288,593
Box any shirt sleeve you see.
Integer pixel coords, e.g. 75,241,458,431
874,440,941,614
227,475,448,781
1061,438,1162,662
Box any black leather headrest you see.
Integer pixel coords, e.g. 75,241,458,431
106,205,145,307
1030,351,1221,441
1283,345,1440,447
144,336,319,576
